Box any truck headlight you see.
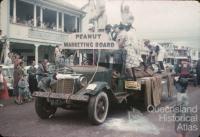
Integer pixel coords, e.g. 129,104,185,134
80,77,87,87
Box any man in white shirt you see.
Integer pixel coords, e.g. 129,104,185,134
155,44,165,72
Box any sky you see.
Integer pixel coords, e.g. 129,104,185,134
65,0,200,48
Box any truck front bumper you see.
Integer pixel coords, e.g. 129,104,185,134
33,91,89,102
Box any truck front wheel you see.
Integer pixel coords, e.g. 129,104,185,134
88,92,109,125
35,97,57,119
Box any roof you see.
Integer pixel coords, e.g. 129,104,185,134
43,0,86,15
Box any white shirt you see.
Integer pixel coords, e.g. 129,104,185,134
4,57,12,65
157,45,165,61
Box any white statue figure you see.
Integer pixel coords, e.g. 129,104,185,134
90,0,107,32
121,0,133,25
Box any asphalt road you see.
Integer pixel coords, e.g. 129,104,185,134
0,86,200,137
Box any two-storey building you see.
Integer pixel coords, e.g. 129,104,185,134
0,0,85,65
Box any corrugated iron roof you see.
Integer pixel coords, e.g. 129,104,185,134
44,0,85,14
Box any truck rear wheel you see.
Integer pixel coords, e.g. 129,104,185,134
35,97,57,119
88,92,109,125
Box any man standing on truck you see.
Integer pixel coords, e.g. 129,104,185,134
155,43,165,73
144,40,154,66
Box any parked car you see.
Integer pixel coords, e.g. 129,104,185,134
1,65,14,96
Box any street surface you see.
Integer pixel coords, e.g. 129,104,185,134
0,86,200,137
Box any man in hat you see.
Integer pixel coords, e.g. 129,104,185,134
111,24,120,41
88,23,95,33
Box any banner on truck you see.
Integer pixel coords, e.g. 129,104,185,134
63,33,118,50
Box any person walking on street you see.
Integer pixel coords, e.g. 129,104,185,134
196,59,200,86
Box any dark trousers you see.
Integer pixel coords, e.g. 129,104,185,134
197,74,200,85
28,76,38,93
158,61,164,70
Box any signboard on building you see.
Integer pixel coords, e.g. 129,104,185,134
63,33,118,50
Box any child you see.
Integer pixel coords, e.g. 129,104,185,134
18,74,32,104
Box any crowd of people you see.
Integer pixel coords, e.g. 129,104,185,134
10,15,77,33
0,51,50,106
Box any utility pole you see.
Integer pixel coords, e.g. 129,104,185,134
0,0,6,63
0,0,3,34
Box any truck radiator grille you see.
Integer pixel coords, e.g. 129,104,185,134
51,79,75,94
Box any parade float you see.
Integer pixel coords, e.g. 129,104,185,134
33,32,174,125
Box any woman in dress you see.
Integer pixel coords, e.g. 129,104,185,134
0,66,10,107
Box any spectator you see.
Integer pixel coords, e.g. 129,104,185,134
13,53,21,68
196,59,200,85
18,73,32,104
0,66,9,107
11,53,16,63
36,16,41,27
55,45,65,69
27,60,38,94
13,64,24,104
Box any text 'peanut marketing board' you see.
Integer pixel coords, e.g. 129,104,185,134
63,33,118,50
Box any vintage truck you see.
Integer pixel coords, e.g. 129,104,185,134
33,64,144,125
33,33,173,125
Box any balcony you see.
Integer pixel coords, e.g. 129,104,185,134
9,23,69,43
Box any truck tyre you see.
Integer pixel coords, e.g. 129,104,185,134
35,97,57,119
88,92,109,125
